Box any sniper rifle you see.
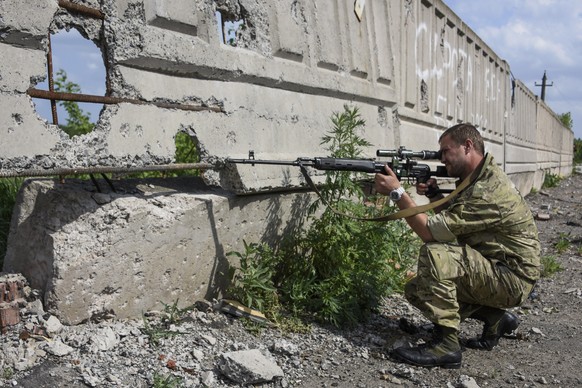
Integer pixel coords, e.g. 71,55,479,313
226,147,450,195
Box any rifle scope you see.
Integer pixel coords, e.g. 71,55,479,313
376,147,441,160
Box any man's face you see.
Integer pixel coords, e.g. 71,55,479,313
439,134,466,178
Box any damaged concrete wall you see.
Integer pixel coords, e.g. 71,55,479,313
0,0,400,193
5,177,311,324
0,0,573,323
0,0,572,189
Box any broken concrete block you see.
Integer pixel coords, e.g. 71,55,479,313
218,349,284,384
536,204,551,220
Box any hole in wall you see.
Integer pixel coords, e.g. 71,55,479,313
215,10,244,46
33,28,106,137
174,130,201,177
116,130,201,179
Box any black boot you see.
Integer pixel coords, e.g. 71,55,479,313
465,308,519,351
392,325,462,369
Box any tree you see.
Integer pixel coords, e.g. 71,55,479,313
574,138,582,164
558,112,573,130
54,69,95,137
558,113,581,164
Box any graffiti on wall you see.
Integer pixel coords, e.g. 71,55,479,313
414,21,505,132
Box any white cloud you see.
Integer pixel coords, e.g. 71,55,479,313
445,0,582,138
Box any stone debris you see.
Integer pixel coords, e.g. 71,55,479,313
536,203,551,220
456,374,480,388
218,349,284,384
0,276,568,388
1,174,581,387
44,339,75,357
0,288,472,387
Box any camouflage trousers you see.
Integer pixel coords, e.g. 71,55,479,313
404,242,535,330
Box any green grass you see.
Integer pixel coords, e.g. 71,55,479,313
554,233,571,254
540,255,563,278
542,172,562,188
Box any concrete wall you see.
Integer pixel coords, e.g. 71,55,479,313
0,0,573,189
0,0,574,323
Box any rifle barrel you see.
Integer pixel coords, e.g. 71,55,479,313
226,158,300,166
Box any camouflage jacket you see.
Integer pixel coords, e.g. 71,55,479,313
427,153,541,282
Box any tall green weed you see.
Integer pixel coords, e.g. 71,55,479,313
227,106,419,328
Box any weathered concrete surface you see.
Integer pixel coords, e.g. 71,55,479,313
0,0,57,49
3,177,313,324
0,0,573,188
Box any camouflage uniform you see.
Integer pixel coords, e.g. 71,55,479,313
405,154,540,330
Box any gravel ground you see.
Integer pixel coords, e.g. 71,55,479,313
1,172,581,388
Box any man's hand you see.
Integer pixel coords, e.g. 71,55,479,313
374,164,401,195
417,178,440,198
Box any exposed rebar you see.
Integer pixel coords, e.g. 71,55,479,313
58,0,104,19
0,163,217,178
47,35,59,125
27,88,224,113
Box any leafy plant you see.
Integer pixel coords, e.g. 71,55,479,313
558,112,573,130
152,372,183,388
542,172,562,188
141,315,185,347
540,255,563,278
554,233,571,254
574,138,582,164
227,105,419,328
2,367,14,380
54,69,95,137
227,241,278,313
160,299,193,325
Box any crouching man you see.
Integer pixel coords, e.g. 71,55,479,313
374,123,540,368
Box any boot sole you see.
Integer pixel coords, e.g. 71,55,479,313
391,352,462,369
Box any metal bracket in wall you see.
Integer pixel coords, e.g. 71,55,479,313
354,0,365,22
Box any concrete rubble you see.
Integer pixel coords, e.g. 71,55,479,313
3,177,313,325
218,349,284,384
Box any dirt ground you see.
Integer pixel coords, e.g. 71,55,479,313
3,172,582,388
298,172,582,387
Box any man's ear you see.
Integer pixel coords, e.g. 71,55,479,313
464,139,474,154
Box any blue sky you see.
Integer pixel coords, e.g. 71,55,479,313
34,28,106,125
35,2,581,140
445,0,582,140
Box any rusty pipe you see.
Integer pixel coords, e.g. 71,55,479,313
0,163,217,178
58,0,104,20
27,88,224,113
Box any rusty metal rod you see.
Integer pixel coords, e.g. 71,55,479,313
58,0,104,19
27,88,224,113
47,35,59,125
0,163,217,178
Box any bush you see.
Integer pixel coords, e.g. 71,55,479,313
574,138,582,164
542,172,562,188
227,106,419,328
